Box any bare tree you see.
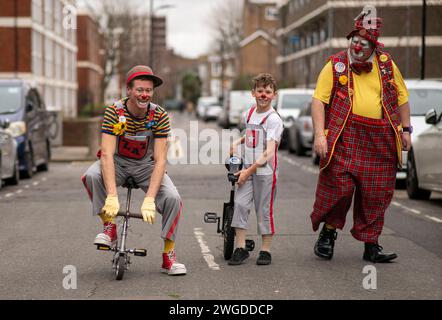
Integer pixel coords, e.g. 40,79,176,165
207,0,244,99
86,0,150,102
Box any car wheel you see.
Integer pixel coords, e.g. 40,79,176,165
312,153,320,166
406,150,431,200
5,156,19,186
20,150,34,179
288,129,295,154
0,152,3,190
295,133,306,156
278,128,287,150
37,142,50,172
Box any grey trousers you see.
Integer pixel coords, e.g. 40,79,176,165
231,173,277,235
81,157,182,241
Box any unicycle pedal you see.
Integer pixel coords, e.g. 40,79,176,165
96,244,111,251
133,248,147,257
204,212,219,223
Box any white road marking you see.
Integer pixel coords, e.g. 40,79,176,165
409,208,421,215
24,185,30,189
392,201,421,215
32,181,39,186
5,193,14,198
281,155,319,174
16,190,23,194
193,227,220,271
282,156,441,225
391,201,442,224
425,215,442,223
41,177,47,182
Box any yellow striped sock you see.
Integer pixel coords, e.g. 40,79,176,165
164,239,175,253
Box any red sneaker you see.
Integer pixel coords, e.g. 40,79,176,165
94,222,117,247
162,251,187,275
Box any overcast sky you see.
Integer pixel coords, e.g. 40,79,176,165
159,0,221,58
82,0,226,59
81,0,283,59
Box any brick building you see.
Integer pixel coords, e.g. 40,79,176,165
76,8,104,116
239,0,280,78
277,0,442,88
0,0,78,145
0,0,78,116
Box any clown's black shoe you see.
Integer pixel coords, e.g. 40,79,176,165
314,225,337,260
363,243,397,263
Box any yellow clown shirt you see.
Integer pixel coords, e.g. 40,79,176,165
314,58,409,119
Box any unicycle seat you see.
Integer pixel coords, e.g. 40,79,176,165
122,176,140,189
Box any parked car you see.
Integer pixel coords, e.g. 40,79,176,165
0,79,51,178
225,90,256,128
0,121,20,189
196,96,219,119
275,88,313,148
406,108,442,200
164,99,184,112
287,102,313,156
397,80,442,182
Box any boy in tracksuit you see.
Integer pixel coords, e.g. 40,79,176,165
229,73,283,266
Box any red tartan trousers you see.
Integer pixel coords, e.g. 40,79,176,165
311,113,398,243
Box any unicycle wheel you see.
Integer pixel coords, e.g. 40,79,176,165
115,256,126,280
223,206,235,260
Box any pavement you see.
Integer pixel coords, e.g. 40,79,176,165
5,113,436,300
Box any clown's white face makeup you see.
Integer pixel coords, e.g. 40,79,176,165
350,36,374,62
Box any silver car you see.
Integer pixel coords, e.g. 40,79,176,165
406,108,442,200
287,102,313,156
397,80,442,181
0,121,20,189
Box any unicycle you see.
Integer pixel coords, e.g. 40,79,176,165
95,177,147,280
204,156,255,260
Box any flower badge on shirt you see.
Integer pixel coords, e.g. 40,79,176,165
112,107,127,136
339,75,348,86
145,108,156,130
145,121,156,129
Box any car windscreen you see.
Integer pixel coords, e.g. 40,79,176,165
408,89,442,116
281,94,312,109
0,86,22,114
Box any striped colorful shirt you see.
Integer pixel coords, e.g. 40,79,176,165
101,98,170,138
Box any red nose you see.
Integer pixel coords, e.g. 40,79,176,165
260,94,267,99
354,45,362,53
141,94,148,100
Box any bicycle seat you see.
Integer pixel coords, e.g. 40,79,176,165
122,176,140,189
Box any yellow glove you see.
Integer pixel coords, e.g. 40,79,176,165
141,197,156,224
101,194,119,218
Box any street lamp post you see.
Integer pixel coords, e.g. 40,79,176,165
420,0,426,80
149,0,154,67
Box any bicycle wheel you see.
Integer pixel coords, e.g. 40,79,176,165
223,206,235,260
115,255,126,280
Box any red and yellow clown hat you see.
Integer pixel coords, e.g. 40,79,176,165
126,65,163,88
346,8,384,49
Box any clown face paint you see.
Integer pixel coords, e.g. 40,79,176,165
127,79,155,110
252,85,276,110
350,36,374,62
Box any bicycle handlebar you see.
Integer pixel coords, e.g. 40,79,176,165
117,211,143,219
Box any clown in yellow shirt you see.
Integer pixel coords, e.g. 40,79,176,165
309,8,412,264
